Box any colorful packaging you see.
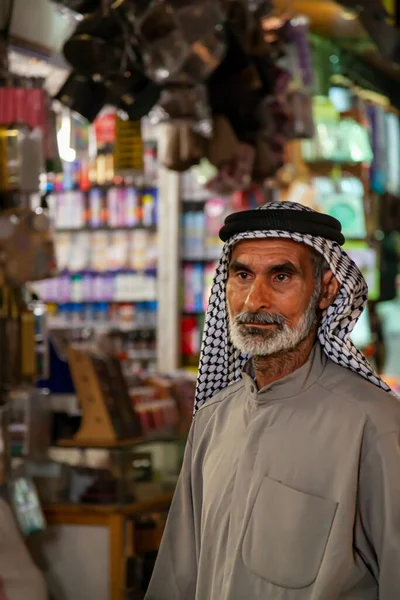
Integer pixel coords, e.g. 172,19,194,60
108,232,129,271
203,263,215,311
124,187,139,226
88,188,103,228
107,188,120,228
193,264,205,313
142,190,156,227
181,317,200,356
129,230,149,271
205,198,226,259
183,264,195,313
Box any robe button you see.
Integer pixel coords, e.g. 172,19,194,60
251,385,255,393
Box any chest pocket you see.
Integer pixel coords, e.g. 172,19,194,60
242,476,338,589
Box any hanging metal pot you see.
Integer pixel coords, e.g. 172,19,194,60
63,11,126,76
104,73,161,121
54,73,107,122
64,34,125,76
52,0,101,14
130,1,227,83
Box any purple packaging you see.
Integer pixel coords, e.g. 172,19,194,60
82,273,94,302
103,273,115,302
46,278,58,302
125,187,139,227
92,274,104,302
107,188,119,228
58,274,72,303
89,188,102,228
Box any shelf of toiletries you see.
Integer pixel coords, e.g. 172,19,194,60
46,302,158,368
51,186,158,230
54,232,157,274
34,271,157,304
181,197,229,263
179,177,233,366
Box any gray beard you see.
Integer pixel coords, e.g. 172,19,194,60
228,289,320,357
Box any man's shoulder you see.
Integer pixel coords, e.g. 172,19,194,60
319,358,400,437
195,379,245,416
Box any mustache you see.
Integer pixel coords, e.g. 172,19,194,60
234,311,287,328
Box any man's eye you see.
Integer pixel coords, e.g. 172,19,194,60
237,272,249,280
274,273,290,283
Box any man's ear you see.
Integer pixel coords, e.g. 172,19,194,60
318,270,340,310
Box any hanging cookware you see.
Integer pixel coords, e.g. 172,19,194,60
156,83,209,126
52,0,100,14
63,12,126,76
63,34,125,77
104,70,161,121
55,73,107,122
159,122,206,171
134,1,227,83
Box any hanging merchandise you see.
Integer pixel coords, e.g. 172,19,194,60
376,194,400,302
337,119,374,164
384,111,400,196
284,17,314,90
0,126,44,194
53,0,99,12
55,73,109,124
0,76,60,179
0,82,47,132
379,231,400,302
0,209,56,286
302,97,373,165
368,102,390,194
344,241,380,302
114,117,144,174
54,2,316,187
313,176,367,239
54,2,161,123
134,0,227,84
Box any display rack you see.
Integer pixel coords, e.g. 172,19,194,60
31,115,161,376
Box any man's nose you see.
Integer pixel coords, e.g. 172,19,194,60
244,277,272,312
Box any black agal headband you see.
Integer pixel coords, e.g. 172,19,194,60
219,208,346,246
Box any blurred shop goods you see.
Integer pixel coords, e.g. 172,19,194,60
66,347,142,445
0,77,61,183
57,346,194,449
337,0,400,63
0,497,47,600
0,208,56,286
53,0,316,187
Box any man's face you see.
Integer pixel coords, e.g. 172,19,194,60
226,238,332,357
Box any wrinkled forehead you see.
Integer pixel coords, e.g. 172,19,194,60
229,237,315,265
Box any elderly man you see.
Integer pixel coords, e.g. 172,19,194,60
146,201,400,600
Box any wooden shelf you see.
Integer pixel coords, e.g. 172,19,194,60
43,493,175,517
57,434,182,449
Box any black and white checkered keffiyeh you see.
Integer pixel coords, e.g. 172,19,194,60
194,201,391,413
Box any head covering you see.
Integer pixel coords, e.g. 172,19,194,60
194,201,391,413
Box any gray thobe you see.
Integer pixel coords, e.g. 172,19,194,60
146,343,400,599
